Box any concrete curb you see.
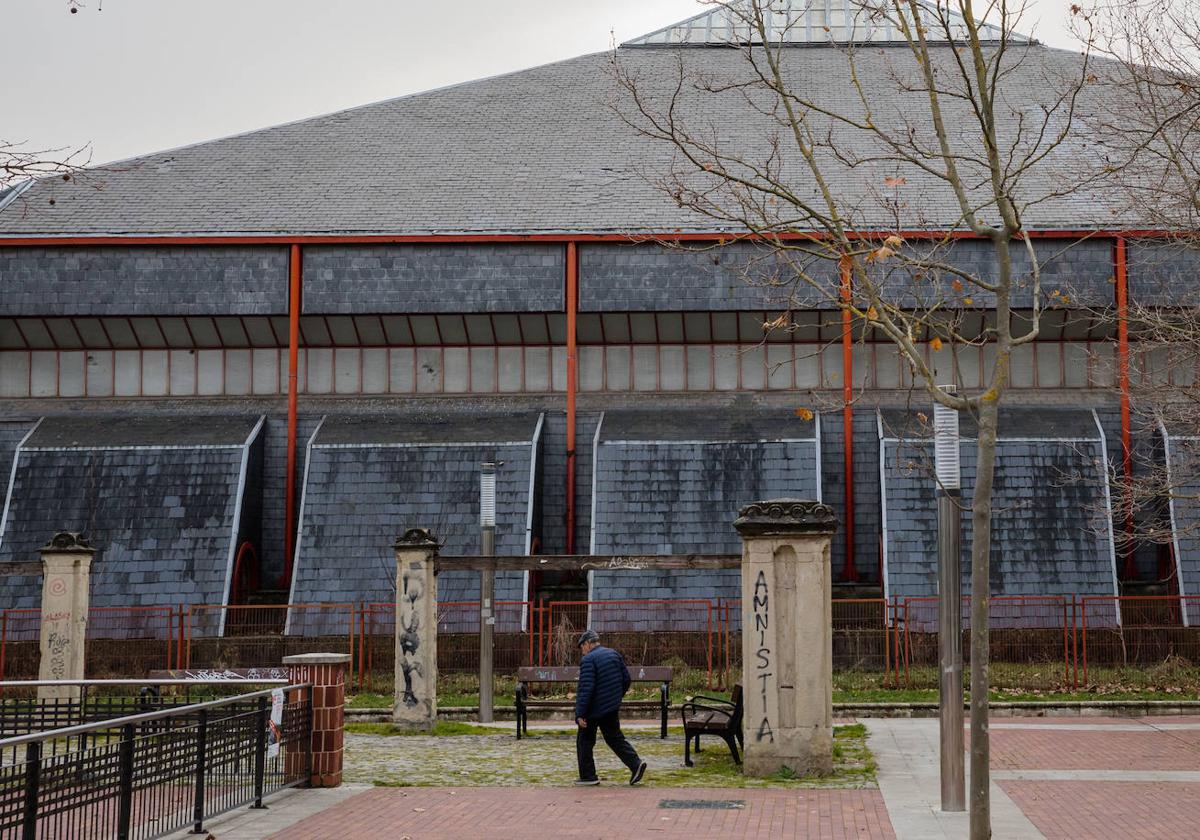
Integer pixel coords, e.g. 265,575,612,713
346,699,1200,723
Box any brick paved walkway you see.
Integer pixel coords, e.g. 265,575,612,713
266,787,896,840
186,715,1200,839
1000,781,1200,840
990,727,1200,770
989,717,1200,839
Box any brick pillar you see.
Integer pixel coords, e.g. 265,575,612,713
733,499,838,778
38,532,95,702
284,652,350,788
392,528,438,731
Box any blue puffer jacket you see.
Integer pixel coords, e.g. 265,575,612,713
574,645,632,719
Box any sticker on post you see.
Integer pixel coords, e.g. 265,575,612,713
268,688,285,758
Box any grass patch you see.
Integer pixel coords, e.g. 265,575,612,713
344,722,876,789
346,721,498,737
346,662,1200,710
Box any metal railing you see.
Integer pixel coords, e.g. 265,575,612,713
0,682,311,840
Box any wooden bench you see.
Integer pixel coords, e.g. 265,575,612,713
514,665,673,740
681,683,743,766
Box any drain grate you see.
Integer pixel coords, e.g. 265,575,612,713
658,799,746,810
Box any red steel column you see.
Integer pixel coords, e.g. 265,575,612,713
1115,237,1136,579
840,256,858,581
284,244,302,589
565,242,579,554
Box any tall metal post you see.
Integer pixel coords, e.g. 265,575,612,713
934,397,965,812
479,462,497,723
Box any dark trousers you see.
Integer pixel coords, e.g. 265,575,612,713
576,711,640,781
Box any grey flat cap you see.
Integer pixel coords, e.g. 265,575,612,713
577,629,600,647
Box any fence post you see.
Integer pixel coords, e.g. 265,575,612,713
1081,599,1089,687
191,708,208,834
392,529,439,731
37,532,95,702
253,694,268,808
1,610,7,696
705,602,713,689
21,741,41,840
733,499,838,778
284,652,350,787
116,723,135,840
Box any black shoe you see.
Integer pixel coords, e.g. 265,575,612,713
574,778,600,786
630,760,647,786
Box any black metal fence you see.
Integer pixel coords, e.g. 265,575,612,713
0,684,312,839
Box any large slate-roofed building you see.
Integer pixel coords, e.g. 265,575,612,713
0,0,1194,631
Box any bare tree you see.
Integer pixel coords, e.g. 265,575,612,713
1072,1,1200,564
612,1,1096,834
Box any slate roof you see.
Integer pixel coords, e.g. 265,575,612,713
879,407,1102,440
589,407,819,622
0,415,261,623
286,412,543,633
0,20,1126,236
879,408,1119,615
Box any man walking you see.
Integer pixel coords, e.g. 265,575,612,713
574,629,648,786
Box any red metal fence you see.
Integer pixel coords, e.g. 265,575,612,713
6,595,1200,692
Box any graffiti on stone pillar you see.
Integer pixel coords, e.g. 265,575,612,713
752,569,774,743
398,565,425,708
46,630,69,679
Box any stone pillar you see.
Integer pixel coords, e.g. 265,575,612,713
733,499,838,777
392,528,438,730
284,652,350,788
38,532,95,702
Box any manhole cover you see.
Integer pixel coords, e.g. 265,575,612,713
658,799,746,810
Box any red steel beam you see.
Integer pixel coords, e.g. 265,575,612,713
283,244,302,590
840,256,858,582
0,229,1184,248
565,242,579,554
1115,237,1137,580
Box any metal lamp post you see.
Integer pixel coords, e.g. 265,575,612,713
934,397,965,812
480,462,497,723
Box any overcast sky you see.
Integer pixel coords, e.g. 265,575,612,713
5,0,1083,167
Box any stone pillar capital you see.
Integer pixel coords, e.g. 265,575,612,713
733,499,838,539
393,528,440,553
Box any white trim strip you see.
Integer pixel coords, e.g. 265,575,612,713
312,440,529,450
284,415,327,634
589,412,605,557
0,418,44,556
524,414,543,556
522,413,545,633
0,179,35,215
1161,415,1189,625
877,410,890,606
598,437,817,446
218,415,265,636
813,413,823,504
22,444,246,452
1092,409,1123,625
587,412,605,628
879,436,1101,444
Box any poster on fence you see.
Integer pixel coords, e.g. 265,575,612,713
268,688,284,758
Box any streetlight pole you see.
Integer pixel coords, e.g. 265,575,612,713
934,397,965,812
479,462,497,723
